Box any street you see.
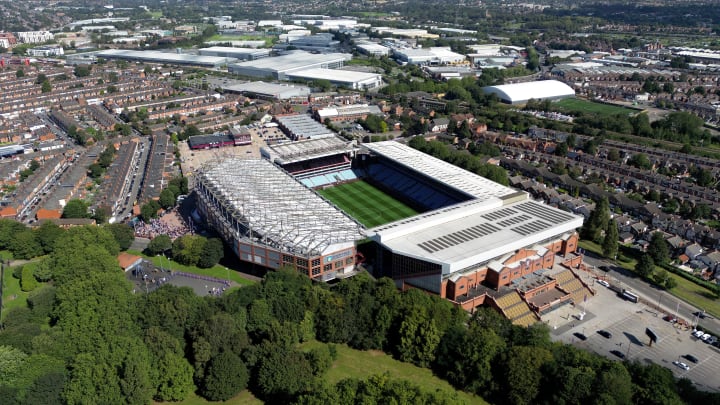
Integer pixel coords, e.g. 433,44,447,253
581,252,720,333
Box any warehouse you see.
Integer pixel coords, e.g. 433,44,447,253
393,47,466,65
228,51,352,79
96,49,237,67
482,80,576,105
222,81,310,101
285,68,383,90
198,46,270,61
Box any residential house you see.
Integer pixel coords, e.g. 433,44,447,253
685,243,703,261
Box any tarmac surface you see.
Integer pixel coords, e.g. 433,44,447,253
545,266,720,392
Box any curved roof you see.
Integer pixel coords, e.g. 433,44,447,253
483,80,575,103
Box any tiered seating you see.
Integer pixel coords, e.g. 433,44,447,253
493,291,540,327
513,312,540,327
553,270,592,305
284,155,348,175
298,168,358,188
367,163,464,210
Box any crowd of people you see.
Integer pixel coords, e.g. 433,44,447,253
133,211,192,239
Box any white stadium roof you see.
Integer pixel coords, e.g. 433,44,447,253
197,158,363,255
363,140,583,273
368,199,583,273
483,80,575,104
362,141,518,201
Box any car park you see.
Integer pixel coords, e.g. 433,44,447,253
597,279,610,288
684,354,699,364
597,330,612,339
673,361,690,371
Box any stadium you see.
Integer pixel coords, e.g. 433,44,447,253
195,138,591,325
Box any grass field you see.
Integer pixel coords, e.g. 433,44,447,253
301,341,487,404
126,250,256,287
556,98,637,116
317,181,418,228
1,264,29,316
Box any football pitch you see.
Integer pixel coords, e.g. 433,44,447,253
555,98,636,116
317,181,419,228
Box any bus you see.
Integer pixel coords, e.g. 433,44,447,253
621,290,639,303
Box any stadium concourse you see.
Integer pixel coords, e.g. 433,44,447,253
194,137,593,327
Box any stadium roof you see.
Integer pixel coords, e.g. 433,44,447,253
368,198,583,273
361,141,518,201
261,135,355,165
197,158,363,255
483,80,575,104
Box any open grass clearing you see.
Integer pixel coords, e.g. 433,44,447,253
556,98,637,116
317,180,418,228
300,340,487,404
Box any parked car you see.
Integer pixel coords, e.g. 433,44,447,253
610,350,626,359
692,330,705,338
574,332,588,341
701,333,712,342
597,330,613,339
597,279,610,288
684,354,699,364
673,361,690,371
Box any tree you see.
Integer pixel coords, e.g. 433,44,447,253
648,232,670,265
158,188,176,209
41,80,52,93
145,234,172,256
20,265,39,292
73,65,91,77
607,148,620,161
140,201,161,222
105,223,135,251
602,221,619,259
62,199,90,219
172,235,206,266
502,346,553,405
34,221,64,254
582,197,610,243
636,253,655,278
197,238,223,268
199,352,249,401
9,230,42,259
16,69,24,78
255,345,314,402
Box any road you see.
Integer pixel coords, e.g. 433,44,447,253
582,252,720,333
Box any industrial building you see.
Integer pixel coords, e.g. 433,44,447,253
285,68,383,90
96,49,237,68
228,51,352,79
275,114,336,140
274,33,340,53
194,158,364,280
198,46,270,61
393,47,467,65
355,41,390,57
222,81,311,101
482,80,576,105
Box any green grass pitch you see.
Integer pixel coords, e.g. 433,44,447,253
555,98,636,116
317,180,419,228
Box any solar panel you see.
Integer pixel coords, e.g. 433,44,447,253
481,208,517,221
417,223,501,253
497,214,532,227
514,202,575,224
511,220,551,236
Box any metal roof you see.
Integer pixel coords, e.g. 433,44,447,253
96,49,236,66
362,141,518,201
368,199,583,273
197,158,363,255
261,135,354,165
483,80,575,103
229,51,351,73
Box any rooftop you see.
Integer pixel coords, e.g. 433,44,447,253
261,135,354,165
197,158,364,255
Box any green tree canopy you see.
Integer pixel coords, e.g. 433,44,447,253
105,223,135,251
61,199,90,219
